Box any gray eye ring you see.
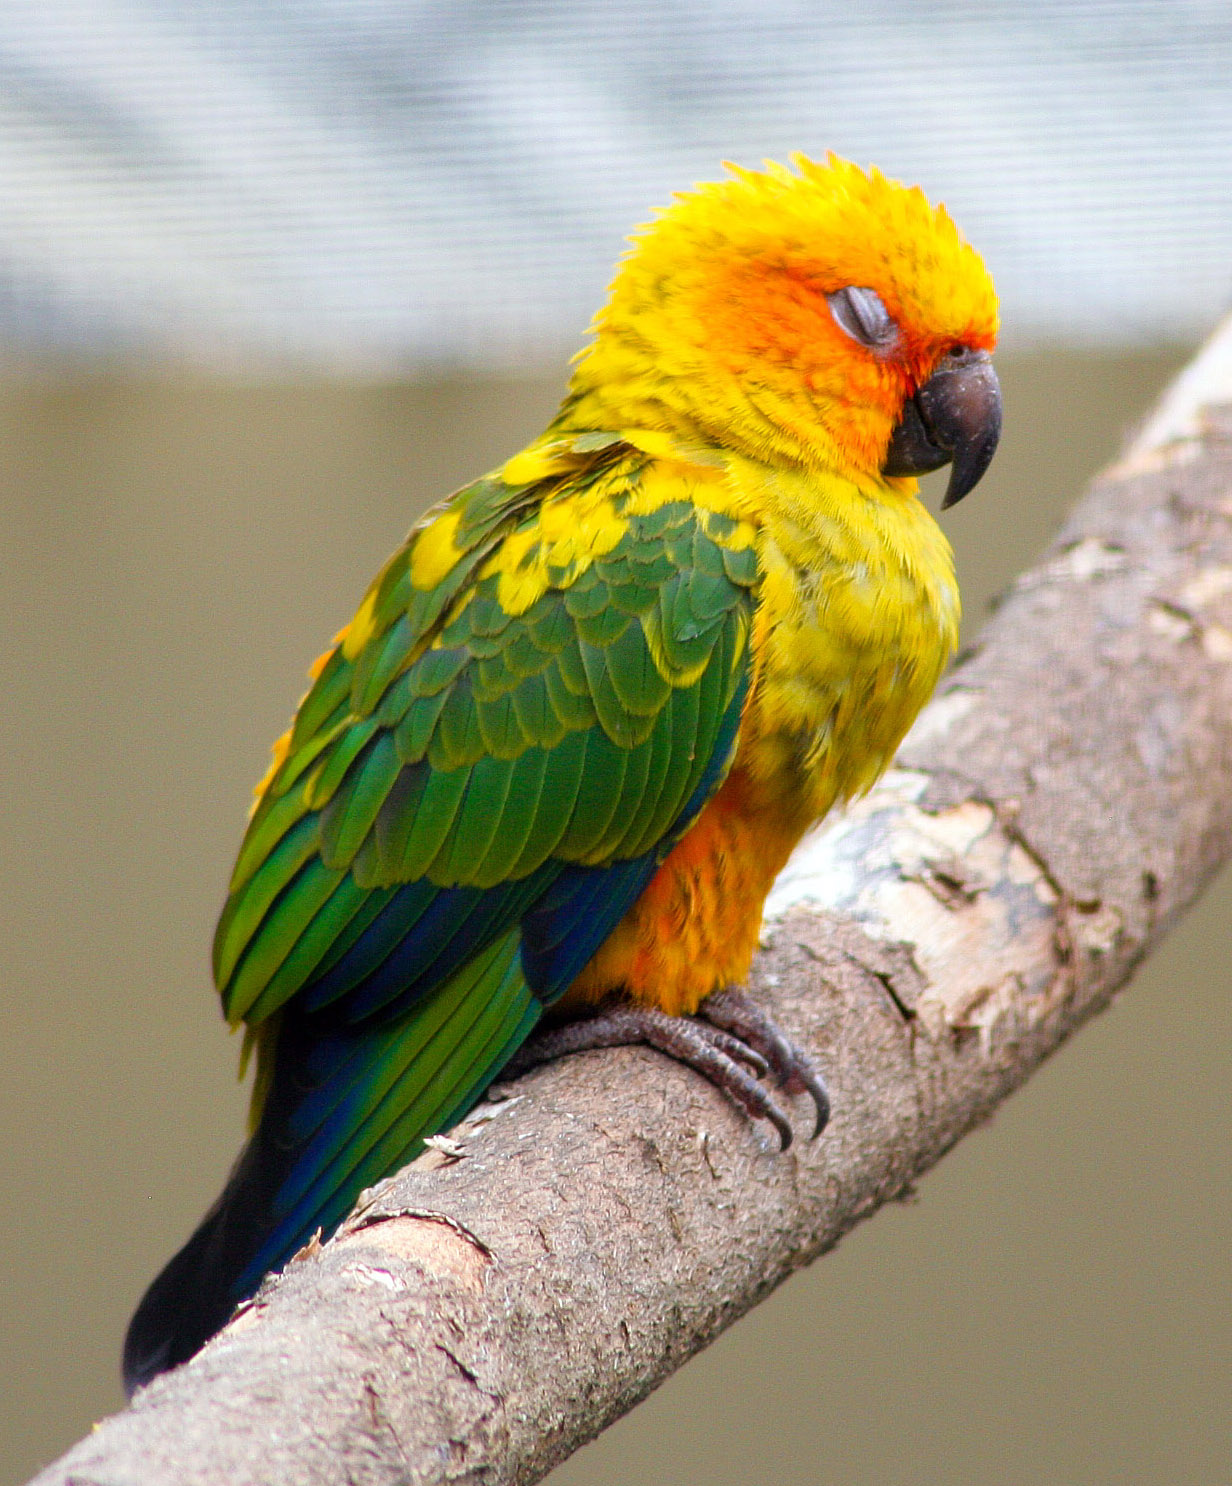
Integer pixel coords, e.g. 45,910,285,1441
826,286,898,350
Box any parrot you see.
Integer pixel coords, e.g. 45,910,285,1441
124,154,1000,1394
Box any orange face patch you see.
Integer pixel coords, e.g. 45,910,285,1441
564,154,997,478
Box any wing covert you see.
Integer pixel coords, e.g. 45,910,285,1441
214,443,758,1029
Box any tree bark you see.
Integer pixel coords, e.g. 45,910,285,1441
33,319,1232,1486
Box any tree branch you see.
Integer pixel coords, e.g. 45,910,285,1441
33,319,1232,1486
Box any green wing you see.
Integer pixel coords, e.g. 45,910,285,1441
214,442,759,1031
124,441,762,1390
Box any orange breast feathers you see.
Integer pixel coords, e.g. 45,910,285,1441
564,767,802,1018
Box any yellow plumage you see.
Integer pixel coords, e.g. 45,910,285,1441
125,153,1000,1393
289,152,995,1014
551,155,993,1008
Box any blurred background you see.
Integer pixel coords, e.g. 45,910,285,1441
0,4,1229,1483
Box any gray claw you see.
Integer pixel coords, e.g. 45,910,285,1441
700,988,831,1138
502,990,827,1149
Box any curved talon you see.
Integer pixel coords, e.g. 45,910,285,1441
700,987,831,1138
710,1066,795,1150
800,1067,831,1138
633,1018,794,1150
502,993,820,1149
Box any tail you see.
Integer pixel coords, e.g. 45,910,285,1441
123,929,539,1394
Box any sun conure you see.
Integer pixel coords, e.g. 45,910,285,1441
124,153,1001,1393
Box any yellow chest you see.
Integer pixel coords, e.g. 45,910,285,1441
735,460,960,823
563,447,959,1014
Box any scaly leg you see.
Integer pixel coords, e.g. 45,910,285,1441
699,988,830,1138
504,990,829,1148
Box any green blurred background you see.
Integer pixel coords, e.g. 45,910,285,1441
2,347,1229,1484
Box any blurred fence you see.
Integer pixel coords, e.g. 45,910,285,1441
0,1,1228,368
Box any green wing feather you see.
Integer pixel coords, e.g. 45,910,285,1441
124,439,763,1391
215,442,758,1035
204,437,758,1282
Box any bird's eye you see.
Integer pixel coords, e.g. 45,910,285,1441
827,286,897,350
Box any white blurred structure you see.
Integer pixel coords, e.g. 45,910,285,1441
0,1,1228,369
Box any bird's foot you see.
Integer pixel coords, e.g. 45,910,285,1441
700,988,830,1139
503,989,829,1148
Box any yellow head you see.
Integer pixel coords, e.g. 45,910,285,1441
563,154,999,489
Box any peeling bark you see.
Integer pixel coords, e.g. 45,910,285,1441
31,316,1232,1486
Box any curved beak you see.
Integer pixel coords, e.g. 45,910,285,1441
882,349,1002,508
